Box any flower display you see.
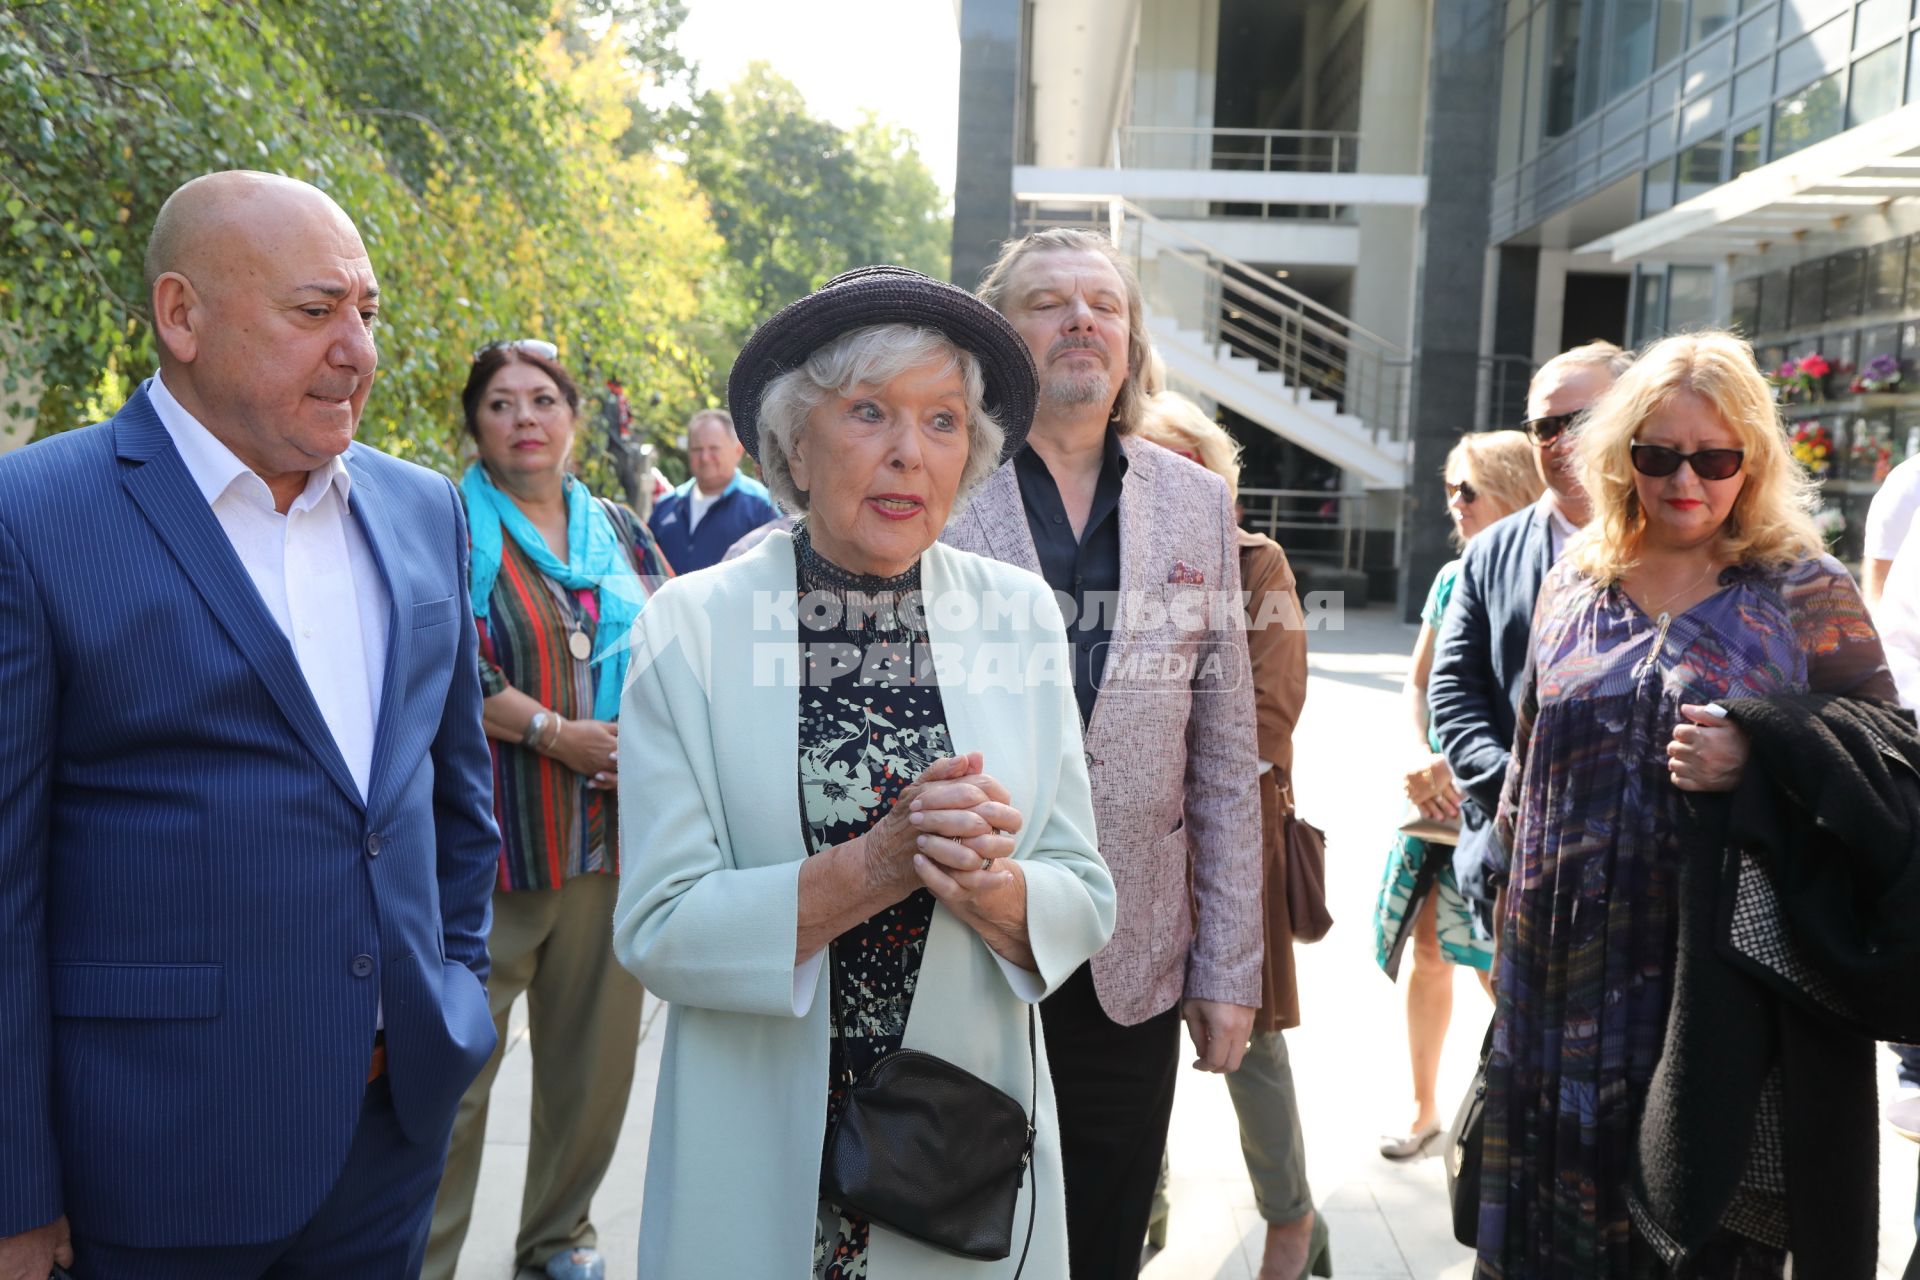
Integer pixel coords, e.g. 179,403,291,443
1789,420,1833,477
1767,353,1831,402
1850,353,1903,394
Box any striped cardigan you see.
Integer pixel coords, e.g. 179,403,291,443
474,498,671,890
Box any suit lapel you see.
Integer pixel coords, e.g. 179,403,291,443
1087,437,1155,746
343,449,411,816
114,394,364,809
963,462,1042,576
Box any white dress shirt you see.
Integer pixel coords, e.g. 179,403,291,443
148,375,389,800
1875,537,1920,711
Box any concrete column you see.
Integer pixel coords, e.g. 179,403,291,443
1128,0,1218,215
1403,0,1505,620
1351,0,1430,352
950,0,1023,290
1531,250,1570,364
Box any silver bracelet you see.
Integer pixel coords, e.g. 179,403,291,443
522,710,550,749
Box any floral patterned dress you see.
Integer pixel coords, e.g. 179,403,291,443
1475,554,1892,1279
792,524,954,1280
1373,559,1495,976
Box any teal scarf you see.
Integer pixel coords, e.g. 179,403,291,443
461,465,643,722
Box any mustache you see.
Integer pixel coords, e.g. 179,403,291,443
1046,335,1109,362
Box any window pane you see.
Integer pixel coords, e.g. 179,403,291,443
1669,267,1716,330
1770,69,1844,157
1867,241,1908,312
1826,250,1865,320
1789,259,1827,328
1609,0,1658,94
1907,237,1920,312
1635,272,1668,342
1643,157,1678,213
1693,0,1737,43
1853,0,1905,51
1730,122,1764,175
1738,6,1777,61
1735,61,1774,112
1685,33,1735,92
1677,132,1725,198
1848,39,1903,125
1547,0,1585,135
1775,15,1849,92
1780,0,1847,40
1499,27,1528,171
1656,0,1688,64
1759,267,1792,331
1732,276,1763,333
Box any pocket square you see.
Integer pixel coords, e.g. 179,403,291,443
1167,559,1206,585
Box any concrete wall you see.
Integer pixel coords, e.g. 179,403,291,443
1351,0,1431,352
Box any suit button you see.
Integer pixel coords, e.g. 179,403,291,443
366,832,383,857
351,954,374,978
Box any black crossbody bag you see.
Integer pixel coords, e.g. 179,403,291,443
802,778,1039,1272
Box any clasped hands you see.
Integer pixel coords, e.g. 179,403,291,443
863,752,1032,965
1403,752,1460,821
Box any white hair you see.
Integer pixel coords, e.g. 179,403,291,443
756,323,1006,514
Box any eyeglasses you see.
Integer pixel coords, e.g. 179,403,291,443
1445,479,1478,504
1522,411,1581,443
1629,442,1745,481
475,338,558,361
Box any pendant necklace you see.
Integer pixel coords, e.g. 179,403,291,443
564,589,593,662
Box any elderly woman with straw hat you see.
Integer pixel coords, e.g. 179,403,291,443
613,267,1116,1279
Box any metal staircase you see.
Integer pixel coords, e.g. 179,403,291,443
1030,200,1412,490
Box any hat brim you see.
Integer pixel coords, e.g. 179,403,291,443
726,266,1038,471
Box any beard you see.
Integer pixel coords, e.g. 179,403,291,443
1043,366,1114,409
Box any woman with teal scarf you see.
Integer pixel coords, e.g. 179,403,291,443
424,342,673,1280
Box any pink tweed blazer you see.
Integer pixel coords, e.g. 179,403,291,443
944,436,1264,1025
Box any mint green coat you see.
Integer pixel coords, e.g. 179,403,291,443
614,532,1116,1278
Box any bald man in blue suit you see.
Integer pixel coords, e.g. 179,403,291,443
0,172,499,1280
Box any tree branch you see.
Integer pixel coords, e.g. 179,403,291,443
0,170,144,325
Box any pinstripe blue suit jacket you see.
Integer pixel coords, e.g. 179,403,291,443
0,386,500,1247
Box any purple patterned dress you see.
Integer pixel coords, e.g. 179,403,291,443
1474,554,1892,1279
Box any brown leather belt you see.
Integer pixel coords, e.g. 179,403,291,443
367,1031,387,1084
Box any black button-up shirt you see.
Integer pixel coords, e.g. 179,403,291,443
1013,429,1128,725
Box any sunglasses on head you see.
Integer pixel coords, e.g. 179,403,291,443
476,338,558,361
1445,479,1478,504
1523,411,1581,443
1629,442,1745,481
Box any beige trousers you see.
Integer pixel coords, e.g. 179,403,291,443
422,874,645,1279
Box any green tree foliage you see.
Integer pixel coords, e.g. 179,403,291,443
0,0,952,469
682,63,951,320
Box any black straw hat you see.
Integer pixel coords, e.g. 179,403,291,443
726,266,1038,466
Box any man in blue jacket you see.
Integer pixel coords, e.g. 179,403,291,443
0,171,499,1279
1427,340,1631,931
647,408,778,573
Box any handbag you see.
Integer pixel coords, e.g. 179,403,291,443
801,776,1038,1272
1280,783,1333,943
1446,1020,1495,1247
819,959,1039,1269
1397,809,1462,845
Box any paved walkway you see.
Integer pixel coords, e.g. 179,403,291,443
447,605,1919,1278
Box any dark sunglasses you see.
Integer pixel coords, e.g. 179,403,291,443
1445,479,1478,504
475,338,559,361
1629,442,1745,481
1523,411,1581,443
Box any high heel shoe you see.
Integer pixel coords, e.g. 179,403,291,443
1299,1210,1332,1279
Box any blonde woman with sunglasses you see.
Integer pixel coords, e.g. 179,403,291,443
1372,429,1540,1161
1472,332,1894,1277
